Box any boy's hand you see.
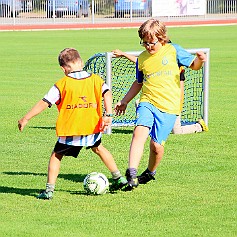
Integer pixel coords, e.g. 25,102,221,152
114,100,128,116
18,117,28,132
112,49,124,57
100,116,112,132
196,51,206,62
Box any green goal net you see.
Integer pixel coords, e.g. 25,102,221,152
84,49,210,129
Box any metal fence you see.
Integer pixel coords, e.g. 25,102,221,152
0,0,236,25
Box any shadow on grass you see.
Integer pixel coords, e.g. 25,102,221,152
1,172,125,196
3,171,86,183
1,171,89,197
0,186,40,197
0,186,89,197
112,128,133,134
69,190,89,196
30,126,55,130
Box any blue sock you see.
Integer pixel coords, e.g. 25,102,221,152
128,168,137,177
146,168,156,176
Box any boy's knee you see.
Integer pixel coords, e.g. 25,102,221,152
53,152,63,161
150,140,163,153
91,146,98,153
91,145,103,154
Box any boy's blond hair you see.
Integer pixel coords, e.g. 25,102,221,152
138,19,169,45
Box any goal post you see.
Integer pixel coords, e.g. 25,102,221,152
183,48,210,127
84,48,210,134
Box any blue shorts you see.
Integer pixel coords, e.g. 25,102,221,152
136,102,177,145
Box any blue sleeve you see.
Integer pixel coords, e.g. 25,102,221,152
172,43,195,68
136,60,144,83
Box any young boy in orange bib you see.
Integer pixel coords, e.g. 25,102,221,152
18,48,127,199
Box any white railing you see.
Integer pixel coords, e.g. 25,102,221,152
0,0,236,25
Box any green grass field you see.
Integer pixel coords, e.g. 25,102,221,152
0,25,237,237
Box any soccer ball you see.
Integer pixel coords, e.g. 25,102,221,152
83,172,109,195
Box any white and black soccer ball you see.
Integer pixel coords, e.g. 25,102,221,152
83,172,109,195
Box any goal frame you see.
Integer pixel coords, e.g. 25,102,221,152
84,49,210,134
104,48,210,134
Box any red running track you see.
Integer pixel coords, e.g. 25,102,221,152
0,18,237,31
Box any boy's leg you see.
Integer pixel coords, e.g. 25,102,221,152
37,152,63,200
138,108,177,185
91,144,118,172
172,115,201,134
137,140,164,185
171,115,182,134
172,116,209,134
180,123,202,134
91,144,127,191
126,102,154,189
128,125,150,169
47,152,63,184
148,140,164,172
126,125,150,189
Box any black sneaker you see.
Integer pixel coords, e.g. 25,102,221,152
125,169,139,190
137,170,155,184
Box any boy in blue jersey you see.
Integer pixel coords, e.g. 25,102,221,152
112,49,208,134
112,50,208,135
114,19,206,189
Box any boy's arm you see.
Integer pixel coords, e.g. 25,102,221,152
173,44,206,70
114,80,142,116
18,100,49,132
101,90,113,132
103,89,113,115
190,51,206,70
112,49,137,63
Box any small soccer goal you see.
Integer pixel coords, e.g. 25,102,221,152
84,49,210,133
